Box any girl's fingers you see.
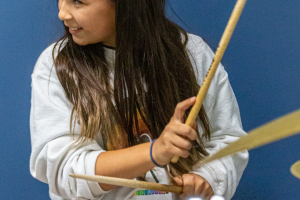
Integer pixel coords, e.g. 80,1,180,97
156,97,197,163
159,124,196,159
172,123,197,141
179,174,214,200
169,133,192,151
194,176,214,200
204,184,214,200
207,191,214,200
181,174,195,199
173,97,196,122
194,178,205,196
169,143,190,158
173,177,183,186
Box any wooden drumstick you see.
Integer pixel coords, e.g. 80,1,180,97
70,110,300,192
291,161,300,179
201,109,300,165
70,174,183,194
171,0,247,163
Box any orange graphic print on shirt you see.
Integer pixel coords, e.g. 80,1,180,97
107,111,151,150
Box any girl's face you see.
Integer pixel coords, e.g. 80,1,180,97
58,0,116,46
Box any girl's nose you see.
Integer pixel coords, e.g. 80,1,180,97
58,1,73,21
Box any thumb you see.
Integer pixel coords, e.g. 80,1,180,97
173,177,183,186
173,97,196,122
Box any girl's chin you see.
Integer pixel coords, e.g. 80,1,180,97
73,37,103,46
72,37,90,46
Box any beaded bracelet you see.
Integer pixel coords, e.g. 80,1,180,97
150,139,165,168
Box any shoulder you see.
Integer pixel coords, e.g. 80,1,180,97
185,33,215,72
32,41,66,84
186,33,207,54
185,33,230,116
185,33,228,85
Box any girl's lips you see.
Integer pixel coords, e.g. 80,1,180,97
69,28,83,35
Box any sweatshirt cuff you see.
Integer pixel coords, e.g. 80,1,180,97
85,150,110,196
192,164,218,195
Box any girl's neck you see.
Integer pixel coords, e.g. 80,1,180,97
102,43,116,50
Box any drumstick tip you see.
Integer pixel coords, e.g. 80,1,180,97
69,174,76,178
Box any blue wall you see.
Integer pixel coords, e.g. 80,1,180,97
0,0,299,199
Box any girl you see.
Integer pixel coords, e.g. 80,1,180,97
30,0,248,200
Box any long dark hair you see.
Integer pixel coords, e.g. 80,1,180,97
53,0,211,179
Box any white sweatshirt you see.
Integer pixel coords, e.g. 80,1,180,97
30,34,249,200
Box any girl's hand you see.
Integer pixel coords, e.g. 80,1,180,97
152,97,197,165
174,174,214,200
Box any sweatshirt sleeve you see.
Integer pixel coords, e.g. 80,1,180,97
187,34,249,199
29,44,110,199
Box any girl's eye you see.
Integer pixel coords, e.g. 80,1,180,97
73,0,82,4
